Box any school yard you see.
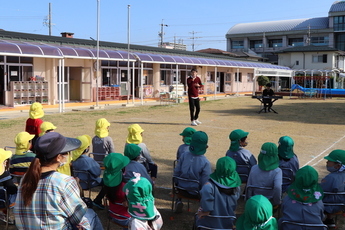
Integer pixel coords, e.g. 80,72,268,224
2,95,345,229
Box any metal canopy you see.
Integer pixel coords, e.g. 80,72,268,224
0,39,290,70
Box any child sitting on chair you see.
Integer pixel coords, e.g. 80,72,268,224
0,148,17,224
176,127,196,160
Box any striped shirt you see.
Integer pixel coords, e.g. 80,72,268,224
14,171,90,230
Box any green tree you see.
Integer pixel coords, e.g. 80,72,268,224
257,75,270,86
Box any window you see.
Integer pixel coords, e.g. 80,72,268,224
268,39,282,48
250,40,263,48
247,73,253,82
232,41,244,49
334,16,345,31
312,54,327,63
288,38,303,47
296,61,299,66
235,72,242,82
310,36,329,46
335,34,345,51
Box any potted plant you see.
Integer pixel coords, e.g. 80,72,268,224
257,75,270,91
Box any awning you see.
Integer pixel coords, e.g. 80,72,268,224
0,39,290,70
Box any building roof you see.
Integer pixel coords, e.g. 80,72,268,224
329,1,345,13
226,17,329,35
277,45,340,53
196,48,238,56
0,30,291,70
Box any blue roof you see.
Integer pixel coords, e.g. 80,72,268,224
329,1,345,12
227,17,329,35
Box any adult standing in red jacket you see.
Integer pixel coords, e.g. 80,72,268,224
187,69,202,126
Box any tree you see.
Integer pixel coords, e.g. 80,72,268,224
257,75,270,87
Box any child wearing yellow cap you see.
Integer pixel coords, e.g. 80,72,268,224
92,118,115,162
25,102,44,150
10,131,36,175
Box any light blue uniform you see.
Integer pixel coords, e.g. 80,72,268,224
279,154,299,193
321,171,345,214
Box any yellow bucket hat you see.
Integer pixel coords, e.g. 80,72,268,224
95,118,110,138
39,122,57,136
29,102,44,119
0,148,12,175
126,124,144,144
14,131,35,155
71,135,92,161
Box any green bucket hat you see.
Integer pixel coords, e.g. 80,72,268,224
103,153,130,187
229,129,249,151
258,142,279,171
124,143,142,160
189,131,208,155
124,174,155,220
287,165,323,203
324,149,345,164
180,127,196,145
236,195,278,230
210,157,241,188
278,136,295,160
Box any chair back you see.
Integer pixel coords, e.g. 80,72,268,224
280,166,295,193
72,170,92,198
105,198,129,230
173,176,201,197
0,186,9,230
246,185,274,202
196,214,236,230
281,220,328,230
236,164,250,183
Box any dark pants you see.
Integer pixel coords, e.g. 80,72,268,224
263,99,273,111
189,98,200,121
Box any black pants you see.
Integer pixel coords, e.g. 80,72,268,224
189,98,200,121
263,99,272,111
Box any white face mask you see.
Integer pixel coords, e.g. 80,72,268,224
58,154,68,168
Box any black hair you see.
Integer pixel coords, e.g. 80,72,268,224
266,83,272,87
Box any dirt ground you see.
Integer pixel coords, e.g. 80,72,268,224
2,95,345,229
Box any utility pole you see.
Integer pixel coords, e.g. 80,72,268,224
48,3,52,36
189,31,201,51
159,19,168,47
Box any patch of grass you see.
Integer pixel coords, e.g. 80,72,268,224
0,119,21,129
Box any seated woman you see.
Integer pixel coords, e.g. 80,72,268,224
126,124,157,182
10,131,36,175
246,142,282,207
104,152,131,229
278,136,299,193
236,195,278,230
13,132,90,230
72,134,106,210
0,148,17,224
278,165,324,230
124,174,163,230
196,156,241,230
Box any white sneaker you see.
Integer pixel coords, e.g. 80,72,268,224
195,120,202,125
191,120,198,126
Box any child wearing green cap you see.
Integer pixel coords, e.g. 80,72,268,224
237,195,278,230
246,142,282,206
176,127,196,160
196,157,241,229
320,149,345,227
173,131,211,213
278,165,324,230
226,129,257,183
124,144,153,185
124,174,163,230
104,152,131,228
278,136,299,193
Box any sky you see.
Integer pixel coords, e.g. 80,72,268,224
0,0,337,51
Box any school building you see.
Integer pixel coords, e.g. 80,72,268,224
0,29,291,107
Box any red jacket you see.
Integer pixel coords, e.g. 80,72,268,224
25,118,43,136
187,76,202,98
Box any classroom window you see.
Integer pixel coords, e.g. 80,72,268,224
235,72,242,82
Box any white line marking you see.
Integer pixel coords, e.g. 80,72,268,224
303,134,345,167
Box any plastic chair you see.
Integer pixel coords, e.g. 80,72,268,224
323,191,345,226
0,186,9,230
281,220,328,230
72,170,93,198
194,214,236,230
105,198,129,230
172,176,200,212
246,185,276,205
